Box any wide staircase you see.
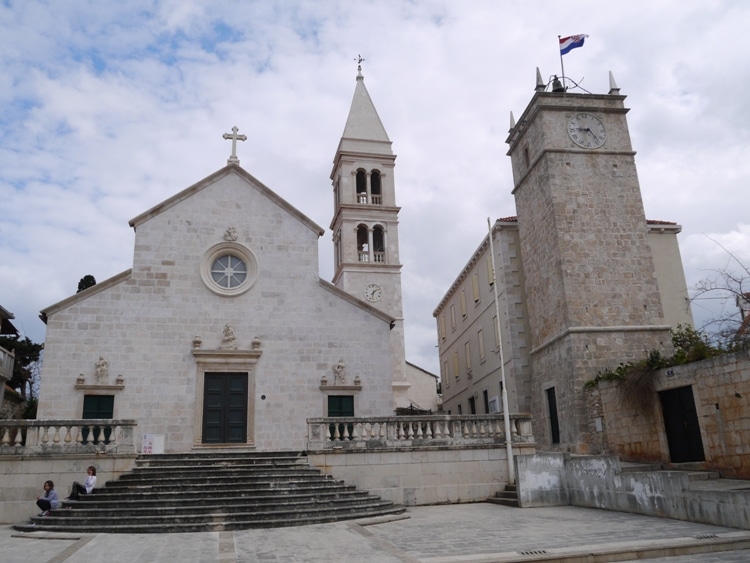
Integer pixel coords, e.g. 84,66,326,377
15,451,405,533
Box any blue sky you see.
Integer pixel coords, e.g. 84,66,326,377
2,0,750,375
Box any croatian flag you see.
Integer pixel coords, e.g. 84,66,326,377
559,34,588,55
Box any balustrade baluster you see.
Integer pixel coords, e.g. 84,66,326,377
13,426,23,446
52,426,61,444
325,423,333,441
407,422,414,439
75,425,83,444
379,422,386,439
333,423,341,441
63,426,72,444
1,427,9,446
97,427,106,443
434,421,442,439
425,421,433,439
398,422,405,440
110,425,118,447
415,422,423,439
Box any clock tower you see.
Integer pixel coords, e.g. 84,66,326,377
330,65,408,398
506,73,672,452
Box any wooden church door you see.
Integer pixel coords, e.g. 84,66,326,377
202,372,248,444
659,385,705,463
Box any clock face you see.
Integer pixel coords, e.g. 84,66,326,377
567,112,606,149
364,283,382,302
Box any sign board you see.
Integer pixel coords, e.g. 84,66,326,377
142,433,165,454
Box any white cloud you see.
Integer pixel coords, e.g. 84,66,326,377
2,0,750,377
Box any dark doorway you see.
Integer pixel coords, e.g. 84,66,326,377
203,373,248,444
546,387,560,444
659,385,705,463
82,395,114,444
328,395,354,440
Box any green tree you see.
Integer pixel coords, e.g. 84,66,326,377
77,274,97,293
0,335,43,399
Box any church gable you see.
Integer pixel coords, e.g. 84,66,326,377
37,160,396,452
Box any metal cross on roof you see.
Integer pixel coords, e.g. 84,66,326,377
355,54,365,76
222,126,247,165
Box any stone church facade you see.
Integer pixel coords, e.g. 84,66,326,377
435,72,694,453
37,71,409,453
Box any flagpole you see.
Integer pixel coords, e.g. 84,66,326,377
487,217,515,485
558,35,566,89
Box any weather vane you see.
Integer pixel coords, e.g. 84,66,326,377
355,54,365,76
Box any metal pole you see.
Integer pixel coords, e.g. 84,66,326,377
487,217,515,484
558,35,566,89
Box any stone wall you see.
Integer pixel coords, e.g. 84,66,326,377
0,454,136,524
308,443,534,506
516,453,750,530
587,349,750,478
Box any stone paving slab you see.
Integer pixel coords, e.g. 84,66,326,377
3,503,750,563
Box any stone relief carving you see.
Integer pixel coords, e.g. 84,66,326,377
333,360,346,385
95,356,109,383
220,323,238,350
224,226,238,241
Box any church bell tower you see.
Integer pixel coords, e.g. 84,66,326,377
330,63,408,398
506,72,672,452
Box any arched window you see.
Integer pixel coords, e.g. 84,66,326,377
373,225,385,263
356,169,367,204
357,225,369,262
370,170,382,204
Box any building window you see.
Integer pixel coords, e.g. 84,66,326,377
356,169,367,203
483,390,489,414
478,329,486,362
468,396,476,415
370,169,382,205
547,387,560,444
493,315,500,349
373,226,385,263
357,225,369,262
457,404,463,415
472,273,480,302
486,255,494,285
452,351,459,380
201,241,258,297
464,341,471,374
439,315,446,340
460,289,467,317
450,304,456,330
443,360,449,388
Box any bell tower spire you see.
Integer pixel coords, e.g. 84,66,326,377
330,61,408,402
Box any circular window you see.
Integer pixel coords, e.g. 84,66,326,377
211,255,247,289
201,242,258,296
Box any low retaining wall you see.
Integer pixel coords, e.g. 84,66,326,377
516,453,750,530
308,443,535,506
0,454,137,524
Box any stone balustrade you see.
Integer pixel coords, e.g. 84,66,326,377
307,414,533,451
0,419,137,454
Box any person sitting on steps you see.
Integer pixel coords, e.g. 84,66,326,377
35,480,59,517
66,466,97,500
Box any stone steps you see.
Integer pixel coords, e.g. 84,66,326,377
487,483,519,508
14,451,405,533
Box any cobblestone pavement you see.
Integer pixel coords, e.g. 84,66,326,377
4,504,750,563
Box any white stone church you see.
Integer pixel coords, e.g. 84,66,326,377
37,68,431,453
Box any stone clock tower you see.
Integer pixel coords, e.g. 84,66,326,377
330,66,408,399
506,74,672,452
